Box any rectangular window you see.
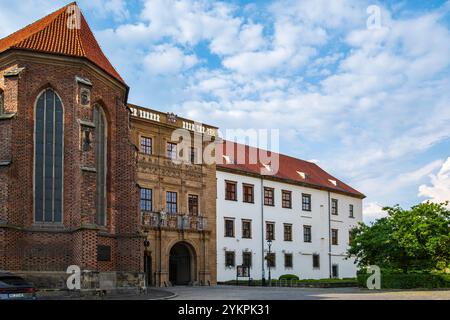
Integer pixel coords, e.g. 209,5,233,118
225,251,235,268
225,181,237,201
284,224,292,241
284,253,293,268
302,194,312,211
190,147,197,164
242,220,252,239
188,194,199,216
313,254,320,269
140,137,152,155
282,190,292,209
243,184,254,203
266,222,275,241
332,229,339,245
349,204,354,218
225,219,235,238
267,253,276,268
140,188,152,212
166,191,177,214
349,230,354,245
264,187,274,206
303,225,312,243
331,199,338,215
167,142,177,160
242,252,252,268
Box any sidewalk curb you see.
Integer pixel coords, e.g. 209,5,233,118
150,293,178,300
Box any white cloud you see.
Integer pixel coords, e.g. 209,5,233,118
144,45,198,75
80,0,130,21
418,157,450,207
363,202,387,224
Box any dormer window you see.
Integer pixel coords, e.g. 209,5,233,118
297,171,307,179
222,155,234,164
328,179,337,186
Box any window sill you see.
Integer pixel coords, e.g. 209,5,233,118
0,113,16,120
81,166,97,173
31,223,65,231
225,199,238,202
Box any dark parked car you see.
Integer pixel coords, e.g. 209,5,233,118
0,273,37,300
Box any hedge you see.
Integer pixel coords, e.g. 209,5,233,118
219,278,358,287
279,274,299,281
357,272,450,289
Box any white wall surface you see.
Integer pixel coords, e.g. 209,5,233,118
216,170,363,282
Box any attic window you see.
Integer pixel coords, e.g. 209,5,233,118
222,155,234,164
297,171,306,179
328,179,337,186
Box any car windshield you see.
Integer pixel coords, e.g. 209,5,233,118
0,276,30,286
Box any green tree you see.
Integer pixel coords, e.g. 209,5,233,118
348,202,450,273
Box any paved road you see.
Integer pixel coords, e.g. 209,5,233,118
163,285,450,300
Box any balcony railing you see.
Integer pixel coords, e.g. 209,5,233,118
142,211,208,231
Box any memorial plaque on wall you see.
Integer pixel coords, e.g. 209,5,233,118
97,245,111,262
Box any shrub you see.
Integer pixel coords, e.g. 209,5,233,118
279,274,299,281
357,271,450,289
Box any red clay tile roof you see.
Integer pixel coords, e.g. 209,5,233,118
0,2,125,85
217,140,365,199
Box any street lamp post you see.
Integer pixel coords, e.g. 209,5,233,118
143,238,150,289
267,239,272,287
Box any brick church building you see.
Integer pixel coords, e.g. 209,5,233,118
0,2,219,289
0,3,145,288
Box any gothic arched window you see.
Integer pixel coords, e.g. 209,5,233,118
94,105,107,226
34,89,64,223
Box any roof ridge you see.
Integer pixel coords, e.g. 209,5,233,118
75,9,86,57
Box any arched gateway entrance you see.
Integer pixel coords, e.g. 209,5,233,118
169,242,196,285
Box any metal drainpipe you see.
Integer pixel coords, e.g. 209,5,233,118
328,191,332,279
261,177,265,285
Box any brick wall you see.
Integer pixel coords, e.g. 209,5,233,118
0,52,143,279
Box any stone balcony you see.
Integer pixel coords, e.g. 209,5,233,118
142,211,208,231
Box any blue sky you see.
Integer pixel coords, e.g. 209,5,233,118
1,0,449,223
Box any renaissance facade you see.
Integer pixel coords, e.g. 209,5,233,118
130,104,218,286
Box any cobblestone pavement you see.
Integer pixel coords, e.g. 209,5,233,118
37,288,175,300
162,285,450,300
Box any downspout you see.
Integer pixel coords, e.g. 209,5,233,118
261,177,265,284
328,191,332,279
